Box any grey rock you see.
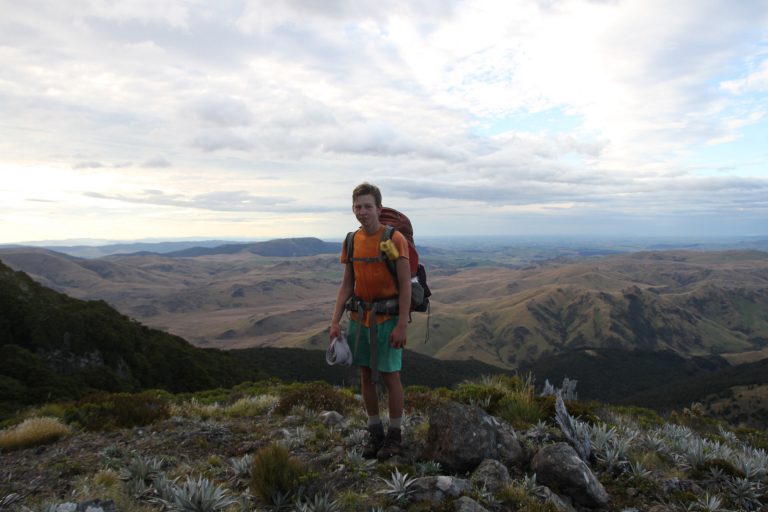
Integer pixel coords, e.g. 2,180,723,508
319,410,344,426
531,442,609,508
537,486,578,512
422,401,525,472
410,475,471,504
454,496,490,512
469,459,512,492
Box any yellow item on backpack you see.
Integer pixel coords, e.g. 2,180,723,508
379,239,399,260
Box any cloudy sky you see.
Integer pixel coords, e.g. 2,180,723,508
1,0,767,244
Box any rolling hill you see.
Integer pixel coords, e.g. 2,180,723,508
0,259,508,419
2,243,768,371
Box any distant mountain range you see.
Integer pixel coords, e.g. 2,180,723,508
163,237,341,257
2,241,768,371
0,237,342,259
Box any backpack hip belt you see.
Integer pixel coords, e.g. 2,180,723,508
345,296,399,316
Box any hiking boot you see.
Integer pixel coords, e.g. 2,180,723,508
377,428,402,461
362,423,385,459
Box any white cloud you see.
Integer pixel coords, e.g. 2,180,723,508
721,58,768,93
0,0,766,242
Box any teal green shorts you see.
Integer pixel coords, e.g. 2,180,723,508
348,318,402,373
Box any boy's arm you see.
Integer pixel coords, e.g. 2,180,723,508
390,257,411,348
329,263,354,341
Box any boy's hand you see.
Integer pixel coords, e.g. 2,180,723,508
390,322,407,348
329,322,342,343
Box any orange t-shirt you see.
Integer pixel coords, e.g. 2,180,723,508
341,226,409,326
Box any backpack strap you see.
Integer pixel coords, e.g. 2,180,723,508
346,227,399,285
380,226,398,280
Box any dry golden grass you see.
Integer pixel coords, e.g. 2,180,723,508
224,395,278,417
0,416,72,451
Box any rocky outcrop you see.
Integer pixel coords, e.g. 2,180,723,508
410,475,471,504
421,402,526,472
469,459,512,492
453,496,491,512
531,442,609,508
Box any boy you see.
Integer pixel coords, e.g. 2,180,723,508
329,182,411,460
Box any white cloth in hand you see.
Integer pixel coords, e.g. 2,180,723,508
326,332,353,366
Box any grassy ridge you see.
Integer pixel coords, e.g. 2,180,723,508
0,260,266,417
0,259,508,420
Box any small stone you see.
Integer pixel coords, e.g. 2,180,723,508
454,496,490,512
319,410,344,426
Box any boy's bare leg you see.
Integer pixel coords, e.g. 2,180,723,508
360,366,385,458
380,371,403,421
377,371,404,460
360,366,380,417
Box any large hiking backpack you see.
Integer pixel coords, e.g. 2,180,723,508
345,206,431,314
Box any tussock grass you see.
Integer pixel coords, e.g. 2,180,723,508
224,395,278,417
168,394,278,420
454,373,546,428
250,443,307,503
169,398,222,420
0,416,72,451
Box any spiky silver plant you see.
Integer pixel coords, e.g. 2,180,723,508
540,377,578,400
733,453,766,481
686,492,730,512
415,460,442,476
270,490,293,510
1,493,21,510
281,426,311,447
346,429,367,447
228,453,253,480
151,473,179,503
628,460,652,480
119,455,164,485
124,477,152,499
517,473,548,500
160,475,238,512
288,405,318,421
717,426,739,446
675,438,715,471
341,449,376,473
642,431,667,453
589,423,618,455
554,393,591,462
726,477,763,511
377,468,417,503
293,492,341,512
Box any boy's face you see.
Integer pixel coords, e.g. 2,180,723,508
352,194,381,231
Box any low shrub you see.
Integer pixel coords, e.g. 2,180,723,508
536,395,599,425
274,382,357,416
452,382,508,413
250,443,307,503
0,416,71,451
611,405,664,428
65,390,170,430
404,386,449,413
496,483,558,512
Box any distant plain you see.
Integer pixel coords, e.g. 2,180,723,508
2,236,767,369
